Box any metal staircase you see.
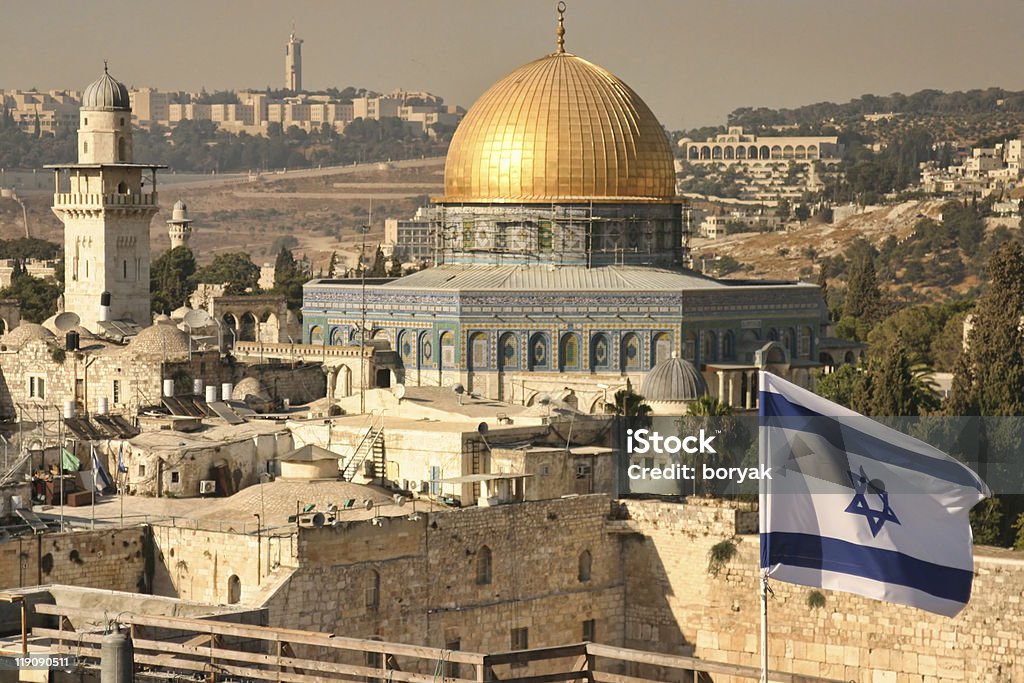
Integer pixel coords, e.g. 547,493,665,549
0,450,32,489
341,416,385,482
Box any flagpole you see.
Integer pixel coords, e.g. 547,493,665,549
760,568,769,683
758,369,768,683
90,443,96,530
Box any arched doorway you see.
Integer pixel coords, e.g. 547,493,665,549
227,575,241,604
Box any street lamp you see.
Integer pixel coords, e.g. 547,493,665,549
253,513,261,584
359,224,371,415
259,472,270,574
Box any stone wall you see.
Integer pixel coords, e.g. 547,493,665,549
265,494,624,656
0,527,149,593
150,524,294,605
622,498,1024,683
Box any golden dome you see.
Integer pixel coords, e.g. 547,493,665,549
441,52,676,203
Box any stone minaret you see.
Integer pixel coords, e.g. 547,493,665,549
49,64,163,332
285,28,303,91
167,200,194,250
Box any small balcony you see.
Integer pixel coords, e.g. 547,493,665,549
53,192,158,208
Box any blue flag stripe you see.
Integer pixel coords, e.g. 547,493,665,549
760,391,984,491
760,531,972,604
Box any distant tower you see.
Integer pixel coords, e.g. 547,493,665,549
167,200,194,250
285,27,303,92
48,64,164,332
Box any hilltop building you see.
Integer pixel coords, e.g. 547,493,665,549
0,89,80,134
285,28,303,91
47,65,162,333
302,18,825,410
679,126,842,164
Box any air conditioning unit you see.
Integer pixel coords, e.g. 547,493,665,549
199,480,216,496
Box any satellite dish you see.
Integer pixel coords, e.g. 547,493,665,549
183,309,212,328
363,499,375,511
393,494,406,507
392,384,406,400
54,312,80,332
477,422,489,435
452,384,465,395
311,512,326,527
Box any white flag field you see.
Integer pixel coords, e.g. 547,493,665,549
759,372,990,617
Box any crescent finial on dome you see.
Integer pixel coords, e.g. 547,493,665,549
556,1,566,54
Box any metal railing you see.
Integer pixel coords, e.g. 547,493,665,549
340,413,384,481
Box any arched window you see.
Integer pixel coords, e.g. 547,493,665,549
783,328,796,357
116,181,128,194
800,326,814,358
590,334,610,371
420,332,433,364
559,334,579,371
227,575,241,604
702,331,717,364
529,333,548,370
366,569,380,610
469,332,488,370
621,333,641,371
477,546,492,585
239,312,257,342
652,332,672,366
722,331,736,361
440,331,456,369
330,327,343,345
83,141,88,154
308,324,323,345
398,330,413,362
118,137,126,162
578,550,592,582
684,331,697,362
499,332,518,370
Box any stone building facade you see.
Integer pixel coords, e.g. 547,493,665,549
0,321,325,421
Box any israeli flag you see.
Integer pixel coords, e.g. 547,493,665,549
91,444,113,492
760,372,989,617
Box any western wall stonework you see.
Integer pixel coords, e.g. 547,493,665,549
0,527,149,593
264,494,624,655
621,499,1024,683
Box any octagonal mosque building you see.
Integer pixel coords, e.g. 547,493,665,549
302,11,825,411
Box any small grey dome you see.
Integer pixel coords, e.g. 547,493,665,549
641,355,708,402
169,200,191,223
232,377,270,402
170,304,193,320
125,322,190,360
2,322,55,348
82,66,130,111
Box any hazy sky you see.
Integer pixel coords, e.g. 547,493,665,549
5,0,1024,129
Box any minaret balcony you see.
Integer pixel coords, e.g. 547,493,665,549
53,192,158,208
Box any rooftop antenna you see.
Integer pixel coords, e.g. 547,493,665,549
556,1,566,54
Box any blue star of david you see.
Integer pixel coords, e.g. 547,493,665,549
845,466,900,537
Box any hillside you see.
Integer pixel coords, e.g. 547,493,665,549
695,198,1018,303
0,158,445,271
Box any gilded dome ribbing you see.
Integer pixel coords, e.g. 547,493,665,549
441,52,676,203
